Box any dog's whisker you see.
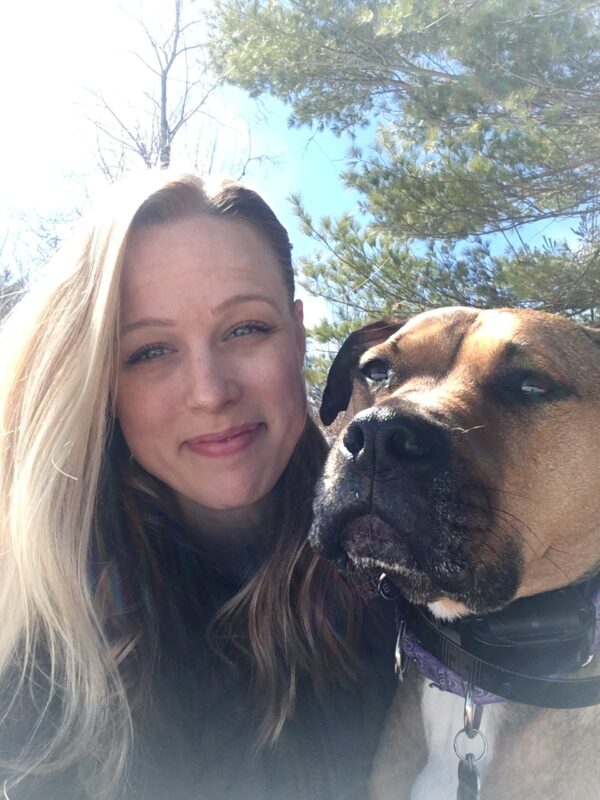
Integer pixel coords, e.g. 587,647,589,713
491,506,547,552
543,544,572,557
450,424,487,435
487,485,532,502
476,534,503,563
540,548,573,583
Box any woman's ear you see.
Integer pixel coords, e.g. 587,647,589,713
293,298,304,325
293,299,306,361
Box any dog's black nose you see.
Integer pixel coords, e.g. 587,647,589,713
342,422,366,457
342,406,444,471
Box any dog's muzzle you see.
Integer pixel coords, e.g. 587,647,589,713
310,405,520,612
310,405,453,561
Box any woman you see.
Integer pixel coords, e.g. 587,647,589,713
0,172,395,799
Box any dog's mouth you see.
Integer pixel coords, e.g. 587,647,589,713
309,432,524,613
331,513,472,605
312,506,521,613
343,515,415,577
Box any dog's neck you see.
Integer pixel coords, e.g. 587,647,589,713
381,574,600,708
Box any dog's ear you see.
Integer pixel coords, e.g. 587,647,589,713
320,318,404,426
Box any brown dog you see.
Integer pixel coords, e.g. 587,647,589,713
309,307,600,800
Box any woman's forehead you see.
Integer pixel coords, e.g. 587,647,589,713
124,215,272,266
119,216,290,321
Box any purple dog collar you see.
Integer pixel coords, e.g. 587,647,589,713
402,632,502,704
381,575,600,709
402,586,600,705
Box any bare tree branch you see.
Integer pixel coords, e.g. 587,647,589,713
88,0,272,180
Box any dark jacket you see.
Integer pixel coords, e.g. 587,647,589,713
1,533,396,800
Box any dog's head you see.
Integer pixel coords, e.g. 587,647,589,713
310,307,600,619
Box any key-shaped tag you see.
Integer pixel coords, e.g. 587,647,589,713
457,753,480,800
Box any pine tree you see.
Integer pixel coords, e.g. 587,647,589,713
210,0,600,365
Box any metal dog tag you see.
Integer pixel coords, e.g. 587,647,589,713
457,753,480,800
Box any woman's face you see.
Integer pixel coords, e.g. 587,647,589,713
116,216,307,513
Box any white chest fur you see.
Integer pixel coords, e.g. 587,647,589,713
410,679,507,800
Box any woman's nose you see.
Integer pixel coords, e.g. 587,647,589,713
184,352,242,412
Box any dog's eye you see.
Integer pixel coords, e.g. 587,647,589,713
520,374,553,397
500,370,556,401
361,359,389,382
498,369,571,406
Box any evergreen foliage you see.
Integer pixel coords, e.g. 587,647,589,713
210,0,600,398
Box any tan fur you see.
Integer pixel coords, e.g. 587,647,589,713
347,308,600,599
371,671,600,800
325,308,600,799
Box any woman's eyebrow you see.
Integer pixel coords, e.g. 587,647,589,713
211,293,279,316
120,317,176,336
120,295,280,336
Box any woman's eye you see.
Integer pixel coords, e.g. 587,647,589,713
228,321,272,339
126,343,172,365
361,358,389,382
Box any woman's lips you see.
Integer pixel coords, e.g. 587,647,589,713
184,423,264,458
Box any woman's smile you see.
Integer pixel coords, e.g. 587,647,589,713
183,422,265,458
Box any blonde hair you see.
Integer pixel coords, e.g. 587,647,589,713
0,172,363,797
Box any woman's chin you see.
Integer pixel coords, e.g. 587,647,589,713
174,482,276,531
